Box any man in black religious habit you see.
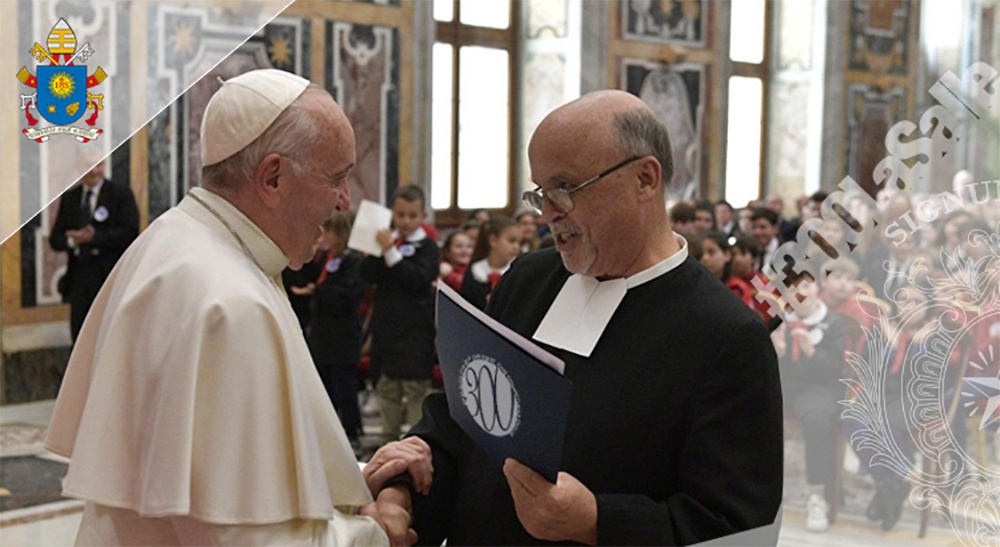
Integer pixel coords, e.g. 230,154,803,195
364,90,784,546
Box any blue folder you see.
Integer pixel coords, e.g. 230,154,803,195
436,283,573,483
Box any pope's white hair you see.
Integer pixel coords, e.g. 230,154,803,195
201,84,325,194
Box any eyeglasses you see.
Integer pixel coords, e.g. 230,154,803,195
522,155,643,215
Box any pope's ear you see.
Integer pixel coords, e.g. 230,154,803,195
252,153,284,208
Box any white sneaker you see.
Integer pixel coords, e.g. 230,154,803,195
805,494,829,533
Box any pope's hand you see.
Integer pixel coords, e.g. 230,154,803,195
364,437,433,496
503,458,598,545
360,485,417,547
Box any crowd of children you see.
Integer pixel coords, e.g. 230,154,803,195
673,182,999,534
284,180,998,534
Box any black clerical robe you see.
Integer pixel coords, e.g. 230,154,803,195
406,249,783,546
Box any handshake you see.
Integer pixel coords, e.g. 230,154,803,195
359,438,433,547
356,436,599,546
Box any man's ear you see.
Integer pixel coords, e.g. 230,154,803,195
252,153,284,208
636,157,662,201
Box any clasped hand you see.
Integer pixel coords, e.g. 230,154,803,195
66,225,95,245
361,438,434,546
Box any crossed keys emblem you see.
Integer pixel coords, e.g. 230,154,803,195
16,18,107,143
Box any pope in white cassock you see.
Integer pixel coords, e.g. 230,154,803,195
44,69,422,546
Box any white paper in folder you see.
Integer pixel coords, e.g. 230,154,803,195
347,200,393,256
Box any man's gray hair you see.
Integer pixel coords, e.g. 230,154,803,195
201,84,325,193
613,108,674,183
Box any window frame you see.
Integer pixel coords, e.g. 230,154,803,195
724,0,773,203
432,0,521,227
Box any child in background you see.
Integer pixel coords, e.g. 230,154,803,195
282,246,323,334
461,219,481,246
460,216,521,310
307,212,366,448
819,257,881,332
439,231,474,292
700,230,754,308
843,284,925,531
515,210,541,254
731,235,771,322
771,272,851,534
359,186,439,444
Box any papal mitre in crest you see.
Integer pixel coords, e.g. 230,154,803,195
48,18,77,58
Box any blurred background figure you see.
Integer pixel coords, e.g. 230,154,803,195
49,153,140,346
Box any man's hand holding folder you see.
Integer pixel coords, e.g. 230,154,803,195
504,458,599,545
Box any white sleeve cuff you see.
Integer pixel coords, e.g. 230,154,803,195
384,246,403,267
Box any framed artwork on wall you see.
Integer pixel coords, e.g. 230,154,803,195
622,58,705,200
621,0,705,48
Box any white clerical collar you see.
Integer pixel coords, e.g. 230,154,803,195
470,258,510,283
393,226,427,243
789,301,828,327
533,233,689,357
181,187,289,278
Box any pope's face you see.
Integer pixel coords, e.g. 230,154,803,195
286,96,354,269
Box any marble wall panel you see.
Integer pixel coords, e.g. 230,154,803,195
844,84,907,197
1,347,71,405
327,22,400,205
147,12,310,219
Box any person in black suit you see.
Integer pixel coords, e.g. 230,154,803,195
50,158,140,343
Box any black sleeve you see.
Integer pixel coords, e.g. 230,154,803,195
89,183,139,252
404,393,465,547
596,320,784,545
802,315,850,379
314,254,365,309
458,269,488,311
49,193,74,252
358,254,386,285
385,240,440,295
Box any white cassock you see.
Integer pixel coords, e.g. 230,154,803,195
44,187,388,546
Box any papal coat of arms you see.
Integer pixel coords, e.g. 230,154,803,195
16,18,106,143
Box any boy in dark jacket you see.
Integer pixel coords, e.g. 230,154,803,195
359,186,439,444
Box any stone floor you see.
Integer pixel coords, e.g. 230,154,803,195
0,396,989,546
